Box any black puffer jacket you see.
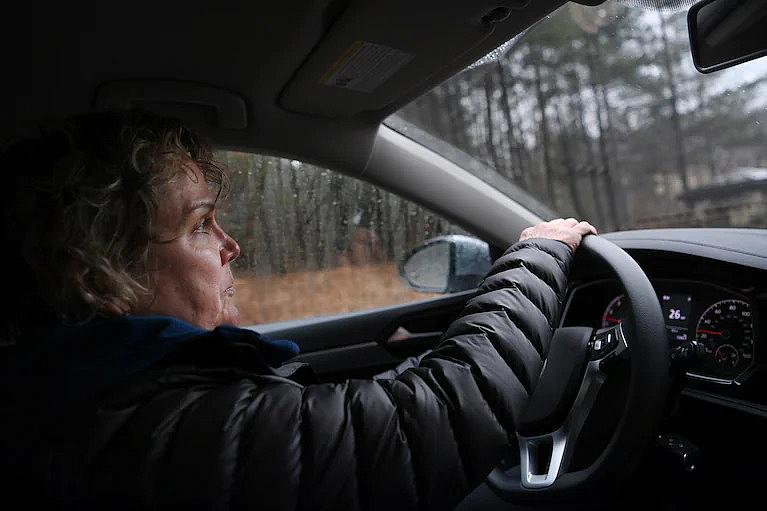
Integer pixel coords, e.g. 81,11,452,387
4,238,573,510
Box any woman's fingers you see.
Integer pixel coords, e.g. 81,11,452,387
576,221,598,235
518,218,598,252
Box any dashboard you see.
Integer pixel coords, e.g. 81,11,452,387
563,279,756,383
561,229,767,415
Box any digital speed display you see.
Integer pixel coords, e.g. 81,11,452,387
661,294,692,342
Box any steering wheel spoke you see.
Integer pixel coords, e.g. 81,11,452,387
519,359,607,488
519,326,619,489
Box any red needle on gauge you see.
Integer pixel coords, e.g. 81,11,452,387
604,316,622,324
696,329,723,336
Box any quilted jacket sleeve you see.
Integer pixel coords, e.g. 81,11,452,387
87,239,573,511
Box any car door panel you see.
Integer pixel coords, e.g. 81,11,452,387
250,290,476,379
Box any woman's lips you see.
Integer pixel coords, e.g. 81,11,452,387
224,286,235,297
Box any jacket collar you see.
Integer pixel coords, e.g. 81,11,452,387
5,316,302,422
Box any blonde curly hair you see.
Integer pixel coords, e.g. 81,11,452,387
2,110,228,332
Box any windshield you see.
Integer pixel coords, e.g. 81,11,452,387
387,0,767,231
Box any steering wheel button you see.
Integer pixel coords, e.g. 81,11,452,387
588,323,628,361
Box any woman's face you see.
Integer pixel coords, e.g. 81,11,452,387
135,161,241,329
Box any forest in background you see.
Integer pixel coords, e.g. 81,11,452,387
217,152,464,278
396,3,767,232
216,153,460,322
217,2,767,322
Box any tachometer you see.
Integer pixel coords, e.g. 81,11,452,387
601,294,628,328
694,299,754,379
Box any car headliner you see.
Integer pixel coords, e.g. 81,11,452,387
3,0,575,175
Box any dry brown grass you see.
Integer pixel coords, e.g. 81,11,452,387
234,263,440,324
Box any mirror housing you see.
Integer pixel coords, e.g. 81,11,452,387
688,0,767,73
399,235,492,294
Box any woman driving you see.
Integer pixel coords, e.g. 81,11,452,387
1,110,596,510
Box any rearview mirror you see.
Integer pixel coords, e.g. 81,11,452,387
399,235,492,294
688,0,767,73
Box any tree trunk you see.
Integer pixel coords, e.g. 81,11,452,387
496,61,525,184
445,80,472,150
659,12,690,193
426,89,450,142
289,165,307,268
586,35,621,230
568,72,607,228
253,162,279,274
399,198,411,255
329,173,350,267
384,192,395,260
532,57,557,208
696,78,717,179
554,102,585,217
273,160,289,274
483,72,504,174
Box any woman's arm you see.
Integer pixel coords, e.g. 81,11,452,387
88,223,593,510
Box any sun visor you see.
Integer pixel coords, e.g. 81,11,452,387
279,0,548,119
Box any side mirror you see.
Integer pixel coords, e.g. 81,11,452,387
399,235,492,294
688,0,767,73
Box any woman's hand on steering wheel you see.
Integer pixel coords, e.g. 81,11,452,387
519,218,598,253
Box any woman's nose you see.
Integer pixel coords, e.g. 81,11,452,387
220,231,240,265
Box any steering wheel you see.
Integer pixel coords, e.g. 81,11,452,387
487,235,671,502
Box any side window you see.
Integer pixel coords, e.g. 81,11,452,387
215,151,471,325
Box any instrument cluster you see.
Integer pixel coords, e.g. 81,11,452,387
563,279,757,383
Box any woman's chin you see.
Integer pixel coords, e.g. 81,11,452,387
221,305,241,327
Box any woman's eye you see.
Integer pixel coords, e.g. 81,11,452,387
194,218,209,233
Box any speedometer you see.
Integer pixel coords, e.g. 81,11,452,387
694,299,754,380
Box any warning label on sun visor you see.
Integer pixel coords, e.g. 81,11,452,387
320,41,414,93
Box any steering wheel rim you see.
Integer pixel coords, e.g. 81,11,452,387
487,235,671,502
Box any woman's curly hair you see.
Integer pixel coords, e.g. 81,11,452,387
2,110,228,335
